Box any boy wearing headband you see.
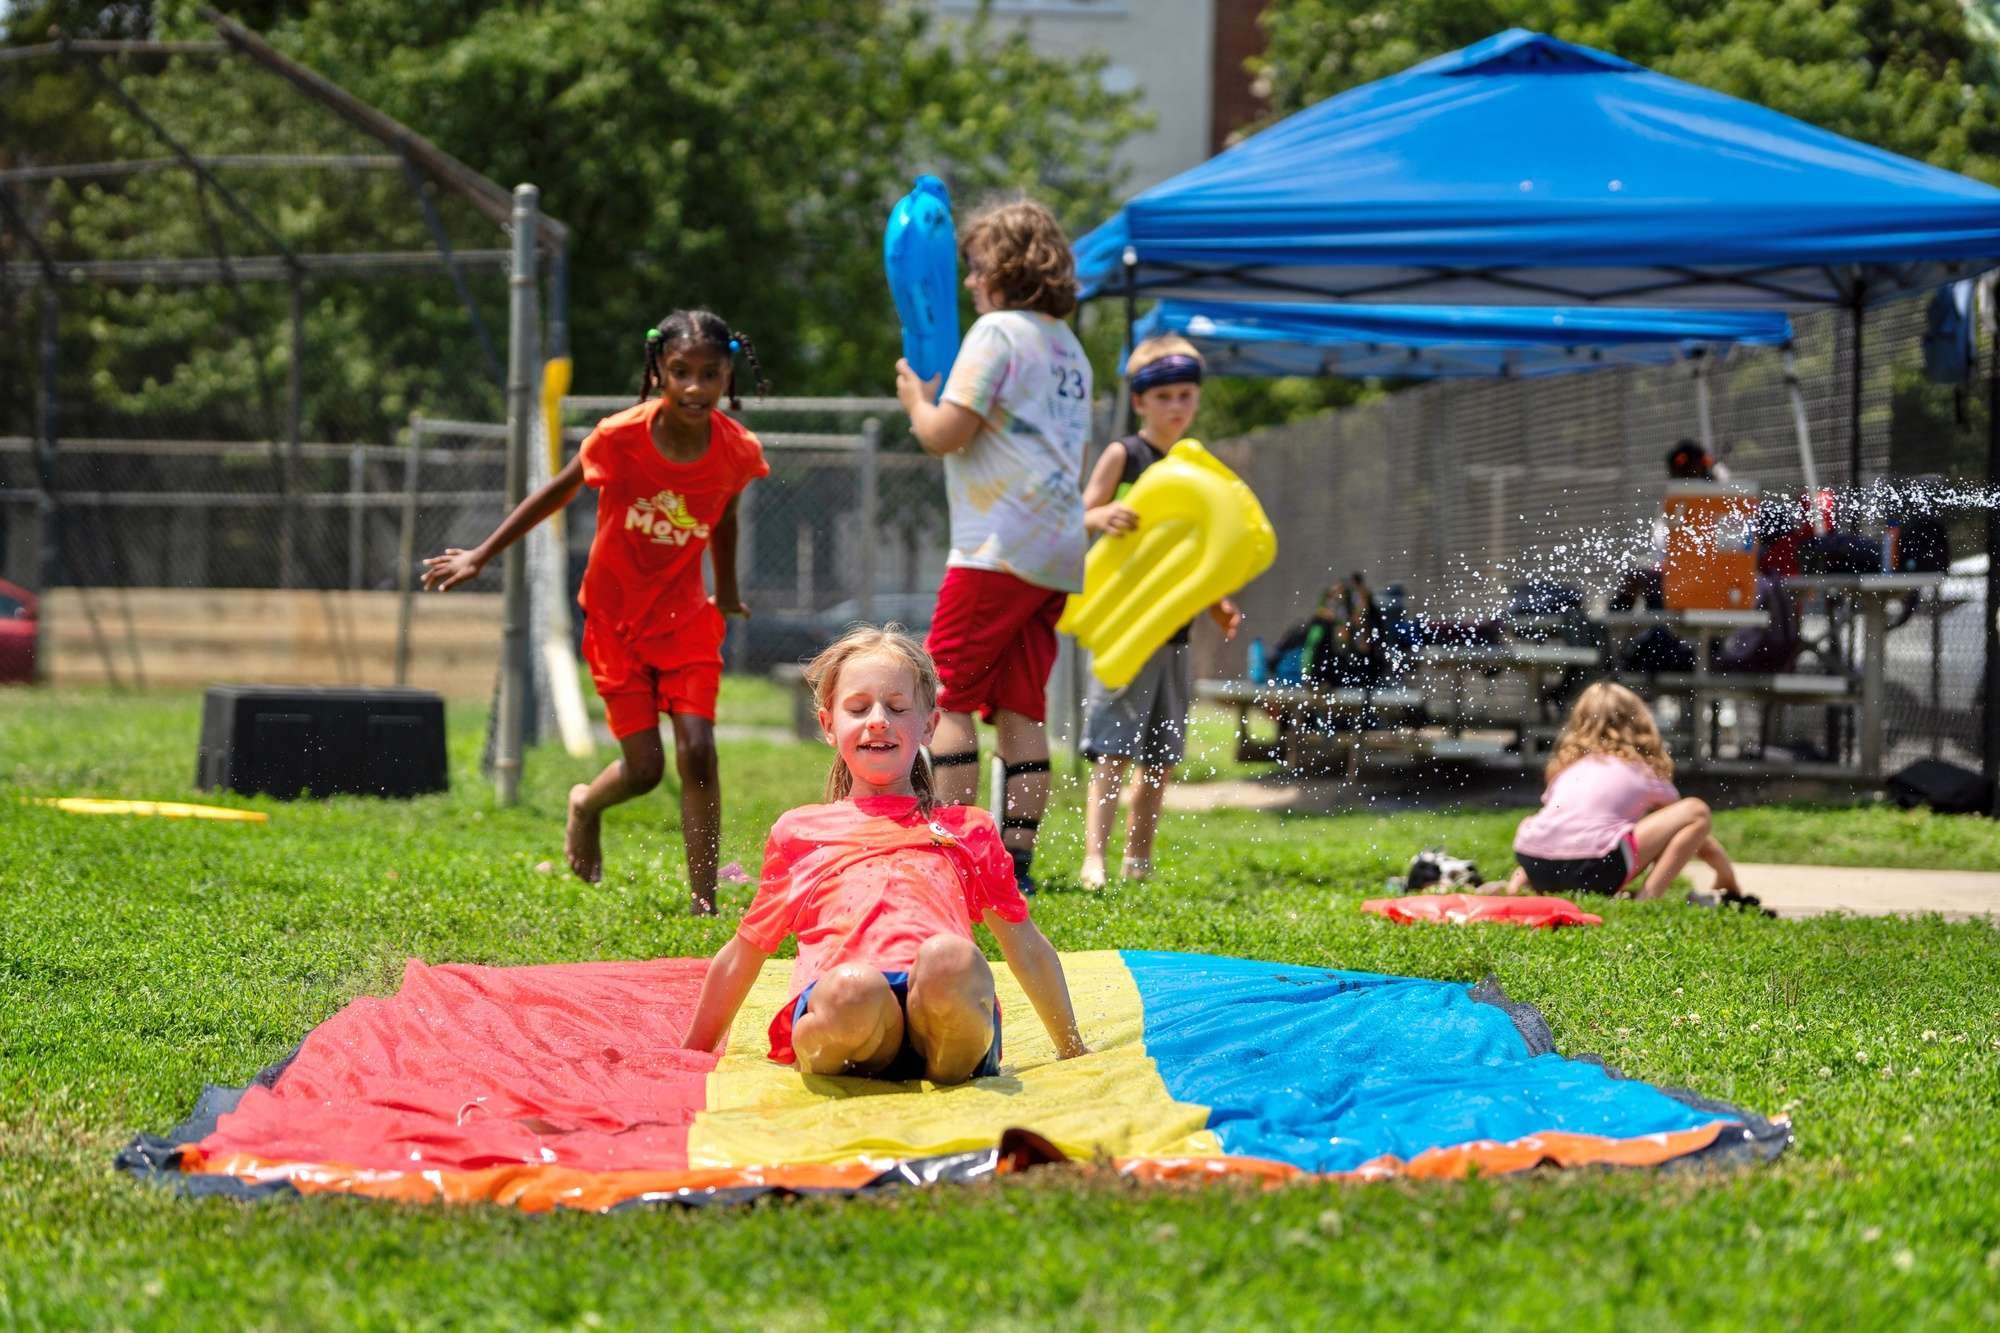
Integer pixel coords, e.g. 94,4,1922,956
1075,336,1242,890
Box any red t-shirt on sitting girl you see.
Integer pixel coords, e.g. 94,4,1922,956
577,401,769,665
736,795,1031,1063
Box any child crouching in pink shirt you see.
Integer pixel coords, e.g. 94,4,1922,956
680,625,1086,1083
1508,683,1759,908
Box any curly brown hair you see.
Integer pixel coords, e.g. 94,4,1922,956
1545,682,1674,784
960,197,1078,319
804,623,942,811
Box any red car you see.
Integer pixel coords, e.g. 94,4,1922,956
0,579,38,684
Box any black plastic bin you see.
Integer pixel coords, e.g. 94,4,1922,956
197,685,448,799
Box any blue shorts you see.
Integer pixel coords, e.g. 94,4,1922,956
792,969,1003,1080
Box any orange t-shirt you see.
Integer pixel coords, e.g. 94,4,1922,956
577,401,769,662
738,797,1031,1061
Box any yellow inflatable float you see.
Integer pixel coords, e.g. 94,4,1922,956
1060,439,1275,689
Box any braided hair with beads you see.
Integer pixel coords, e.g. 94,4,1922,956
637,309,770,411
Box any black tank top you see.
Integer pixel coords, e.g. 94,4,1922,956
1112,434,1191,646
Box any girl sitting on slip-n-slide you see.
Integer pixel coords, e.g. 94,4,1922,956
681,625,1087,1084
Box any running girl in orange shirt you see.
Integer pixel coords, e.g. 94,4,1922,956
423,310,770,914
681,625,1086,1083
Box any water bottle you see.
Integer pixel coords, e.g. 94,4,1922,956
1247,636,1269,685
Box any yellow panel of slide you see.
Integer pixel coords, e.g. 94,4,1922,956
1058,440,1275,689
686,949,1219,1169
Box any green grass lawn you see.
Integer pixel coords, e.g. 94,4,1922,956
2,684,1997,1329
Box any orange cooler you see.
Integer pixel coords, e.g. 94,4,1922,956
1662,483,1759,611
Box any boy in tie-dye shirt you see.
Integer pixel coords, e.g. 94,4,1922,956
894,196,1091,894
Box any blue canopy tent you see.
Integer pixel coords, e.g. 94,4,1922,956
1075,29,2000,313
1079,28,2000,802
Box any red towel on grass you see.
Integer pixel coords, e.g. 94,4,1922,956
1362,893,1603,928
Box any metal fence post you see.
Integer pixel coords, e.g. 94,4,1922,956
494,185,540,804
859,416,880,620
32,286,61,677
279,274,304,588
393,414,423,686
346,443,366,589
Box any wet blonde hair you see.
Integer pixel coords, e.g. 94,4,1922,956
803,624,942,809
960,197,1078,318
1126,334,1205,376
1546,682,1674,784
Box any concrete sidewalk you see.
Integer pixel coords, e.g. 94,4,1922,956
1686,863,2000,923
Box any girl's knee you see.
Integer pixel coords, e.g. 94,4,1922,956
1683,797,1712,829
675,738,719,786
623,751,666,794
913,934,984,980
812,965,893,1020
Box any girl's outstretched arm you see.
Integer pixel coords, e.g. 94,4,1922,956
422,453,586,591
983,912,1086,1059
681,935,771,1052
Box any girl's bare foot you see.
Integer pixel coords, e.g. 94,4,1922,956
1120,857,1152,883
565,784,603,883
1077,857,1107,891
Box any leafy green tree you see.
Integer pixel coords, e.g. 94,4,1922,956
4,1,1145,432
271,0,1145,399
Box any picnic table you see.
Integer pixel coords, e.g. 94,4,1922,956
1422,642,1601,738
1195,678,1427,770
1785,574,1944,780
1199,597,1891,779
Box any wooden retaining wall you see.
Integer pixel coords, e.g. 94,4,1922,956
41,589,503,696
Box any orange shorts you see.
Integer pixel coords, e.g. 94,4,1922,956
583,614,722,739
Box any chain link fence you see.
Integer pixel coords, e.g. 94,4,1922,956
0,31,524,599
1208,293,1990,774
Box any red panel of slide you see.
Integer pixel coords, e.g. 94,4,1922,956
197,958,717,1175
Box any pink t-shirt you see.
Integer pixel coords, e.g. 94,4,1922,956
738,796,1030,1061
1513,755,1679,860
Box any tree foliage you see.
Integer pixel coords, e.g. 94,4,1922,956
1,1,1145,438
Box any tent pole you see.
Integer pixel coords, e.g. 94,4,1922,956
1116,246,1138,438
1782,347,1823,527
1984,287,2000,811
1847,300,1864,495
1692,349,1715,461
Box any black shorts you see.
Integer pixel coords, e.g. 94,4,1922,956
1516,834,1639,896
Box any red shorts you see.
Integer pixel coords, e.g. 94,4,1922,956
583,613,722,738
925,566,1066,723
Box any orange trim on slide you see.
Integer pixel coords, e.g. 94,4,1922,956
183,1149,886,1212
182,1121,1735,1211
1370,1122,1730,1179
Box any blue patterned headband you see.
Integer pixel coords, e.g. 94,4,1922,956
1130,353,1203,393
